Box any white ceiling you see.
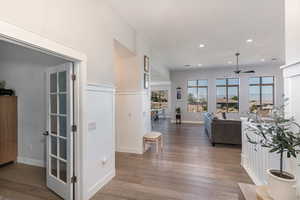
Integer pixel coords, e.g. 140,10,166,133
107,0,285,70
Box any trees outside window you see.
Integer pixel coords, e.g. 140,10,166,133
249,76,274,113
187,80,208,112
216,78,239,113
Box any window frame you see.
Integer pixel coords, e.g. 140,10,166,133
187,79,208,112
216,78,240,113
249,76,275,111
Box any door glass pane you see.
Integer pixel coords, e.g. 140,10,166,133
59,94,67,114
51,95,57,114
51,136,57,156
50,73,57,93
51,157,58,177
59,161,67,183
59,71,67,92
59,116,67,137
59,138,67,160
51,115,57,135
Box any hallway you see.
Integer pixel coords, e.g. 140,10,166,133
93,120,252,200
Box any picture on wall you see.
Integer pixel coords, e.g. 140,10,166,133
176,87,182,100
144,55,149,72
144,73,149,89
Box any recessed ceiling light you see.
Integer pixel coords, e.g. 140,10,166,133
228,61,233,64
260,58,265,62
198,64,203,67
199,44,205,48
246,39,253,43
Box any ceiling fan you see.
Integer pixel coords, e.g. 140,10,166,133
233,53,255,74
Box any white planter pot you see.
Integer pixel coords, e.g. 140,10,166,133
267,169,297,200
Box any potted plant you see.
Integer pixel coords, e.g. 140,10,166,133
0,80,6,89
246,102,300,200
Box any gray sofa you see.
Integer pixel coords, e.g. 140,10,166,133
203,112,241,146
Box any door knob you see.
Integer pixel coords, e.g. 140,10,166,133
43,131,49,136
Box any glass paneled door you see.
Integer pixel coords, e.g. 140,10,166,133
46,63,74,200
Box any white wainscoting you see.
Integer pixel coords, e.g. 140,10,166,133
115,90,149,154
282,62,300,195
84,84,116,199
241,118,281,185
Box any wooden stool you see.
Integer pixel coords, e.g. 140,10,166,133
143,132,163,153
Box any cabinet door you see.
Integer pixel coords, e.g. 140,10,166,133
0,96,17,164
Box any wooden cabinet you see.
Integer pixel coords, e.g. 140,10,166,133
0,96,17,165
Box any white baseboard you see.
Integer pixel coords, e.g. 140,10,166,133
170,120,204,124
87,169,115,199
241,162,264,185
116,147,143,154
17,157,45,168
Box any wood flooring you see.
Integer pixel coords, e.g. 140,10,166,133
0,120,252,200
92,120,252,200
0,163,62,200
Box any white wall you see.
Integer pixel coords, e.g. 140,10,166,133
170,64,284,122
114,34,151,155
0,40,68,167
284,0,300,195
0,63,47,166
0,0,137,85
285,0,300,65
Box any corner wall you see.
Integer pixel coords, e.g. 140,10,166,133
114,34,151,154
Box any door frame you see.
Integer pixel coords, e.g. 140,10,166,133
0,20,87,200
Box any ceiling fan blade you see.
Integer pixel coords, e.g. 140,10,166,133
242,70,255,73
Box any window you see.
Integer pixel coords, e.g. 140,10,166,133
187,80,208,112
216,78,239,112
249,76,274,113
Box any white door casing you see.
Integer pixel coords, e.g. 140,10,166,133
46,63,73,200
